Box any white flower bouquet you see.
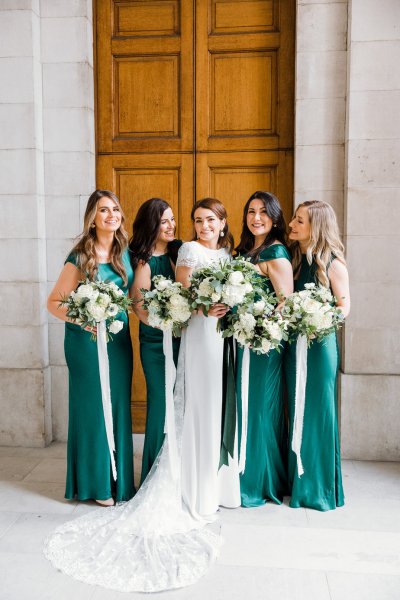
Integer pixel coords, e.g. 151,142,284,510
141,275,192,336
189,257,261,316
281,282,344,344
60,279,131,340
221,294,287,354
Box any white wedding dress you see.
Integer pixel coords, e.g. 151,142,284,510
43,241,239,593
178,242,240,517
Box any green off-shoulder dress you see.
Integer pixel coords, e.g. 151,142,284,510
236,244,290,507
139,247,181,483
284,254,344,511
64,250,135,502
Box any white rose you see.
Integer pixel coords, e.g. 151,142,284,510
170,307,191,323
97,293,111,307
235,331,248,346
222,284,246,307
253,300,265,315
198,279,214,298
148,299,160,314
109,320,123,334
148,313,162,328
86,301,107,322
261,338,272,353
264,320,283,341
155,278,169,291
107,303,119,317
211,292,221,303
298,290,309,299
75,284,99,301
320,312,333,329
302,298,323,314
308,312,324,330
239,313,256,334
169,294,186,308
228,271,244,285
243,282,253,294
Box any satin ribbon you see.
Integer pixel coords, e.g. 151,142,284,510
163,329,179,480
238,346,250,474
291,334,308,477
97,320,117,480
219,337,236,469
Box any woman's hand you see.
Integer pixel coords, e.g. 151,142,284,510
208,303,229,318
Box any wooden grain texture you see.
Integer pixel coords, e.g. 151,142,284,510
94,0,295,431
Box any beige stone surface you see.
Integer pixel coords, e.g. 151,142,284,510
296,51,347,99
297,2,347,52
0,282,47,327
351,0,400,42
295,145,345,191
45,195,81,239
341,374,400,460
50,366,68,442
350,41,400,92
346,187,400,236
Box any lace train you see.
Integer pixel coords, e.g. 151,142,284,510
44,334,222,593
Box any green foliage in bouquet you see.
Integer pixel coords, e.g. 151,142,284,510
140,275,192,337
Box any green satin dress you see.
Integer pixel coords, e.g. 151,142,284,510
139,248,181,483
236,244,290,507
64,250,135,502
285,254,344,511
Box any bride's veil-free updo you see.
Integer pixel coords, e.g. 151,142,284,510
191,197,234,252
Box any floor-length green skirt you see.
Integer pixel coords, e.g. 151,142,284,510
64,317,135,502
285,333,344,511
237,345,288,507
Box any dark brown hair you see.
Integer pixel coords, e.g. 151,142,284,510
191,198,234,252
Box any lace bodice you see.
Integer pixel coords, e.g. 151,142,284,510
176,241,230,270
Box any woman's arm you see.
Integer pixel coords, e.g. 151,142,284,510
175,265,193,289
47,263,82,323
131,261,152,325
258,258,294,301
328,259,351,318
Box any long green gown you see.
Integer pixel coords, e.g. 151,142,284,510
64,250,135,502
138,247,181,483
285,254,344,511
236,244,290,507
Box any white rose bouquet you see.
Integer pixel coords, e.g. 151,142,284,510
221,293,287,354
281,282,344,344
189,257,261,316
141,275,192,336
60,278,131,340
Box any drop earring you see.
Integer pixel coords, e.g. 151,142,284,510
220,230,225,237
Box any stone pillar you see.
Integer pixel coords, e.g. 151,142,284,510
41,0,95,442
0,0,50,446
295,0,348,228
341,0,400,460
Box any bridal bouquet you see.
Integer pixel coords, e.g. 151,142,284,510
189,257,261,315
221,294,287,354
141,275,191,336
281,282,344,344
60,279,132,340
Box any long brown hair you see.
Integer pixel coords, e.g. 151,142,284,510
191,198,234,252
235,191,288,261
290,200,345,287
70,189,129,285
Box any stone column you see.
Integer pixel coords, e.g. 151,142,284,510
295,0,348,229
0,0,50,446
341,0,400,460
41,0,95,442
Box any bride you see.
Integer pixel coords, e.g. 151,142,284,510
44,198,240,593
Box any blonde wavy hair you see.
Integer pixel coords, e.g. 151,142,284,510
70,190,129,285
290,200,345,287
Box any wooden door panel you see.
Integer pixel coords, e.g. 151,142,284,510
196,150,293,243
196,0,294,152
96,0,194,154
97,153,194,430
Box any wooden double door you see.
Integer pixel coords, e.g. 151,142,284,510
95,0,295,430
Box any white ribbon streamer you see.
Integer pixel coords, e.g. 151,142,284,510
97,320,117,480
292,334,308,478
238,346,250,474
163,329,179,480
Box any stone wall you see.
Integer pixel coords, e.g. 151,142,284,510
341,0,400,459
0,0,95,446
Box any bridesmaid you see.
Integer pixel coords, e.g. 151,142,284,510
285,200,350,511
47,190,135,505
235,191,293,507
130,198,182,483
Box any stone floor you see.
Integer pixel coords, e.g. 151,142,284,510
0,437,399,600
